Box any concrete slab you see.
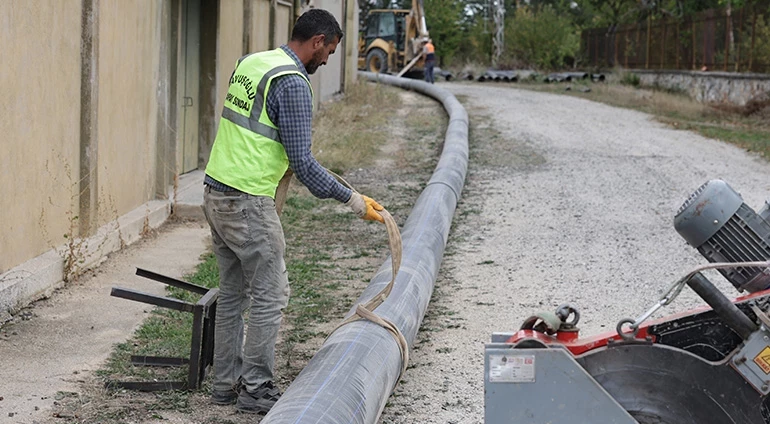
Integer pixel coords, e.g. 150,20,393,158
171,169,205,220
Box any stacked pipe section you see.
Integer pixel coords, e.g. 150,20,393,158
262,72,469,423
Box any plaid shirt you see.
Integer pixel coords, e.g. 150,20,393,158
205,45,352,203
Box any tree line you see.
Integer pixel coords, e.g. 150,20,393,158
358,0,770,71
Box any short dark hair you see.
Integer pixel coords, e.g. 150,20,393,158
291,9,344,45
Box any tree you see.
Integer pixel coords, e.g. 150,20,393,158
504,4,580,70
423,0,466,66
455,10,494,65
577,0,638,26
358,0,391,29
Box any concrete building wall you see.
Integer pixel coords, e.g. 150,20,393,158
274,1,293,46
96,2,162,224
215,1,245,132
0,0,359,319
343,0,359,91
0,0,82,274
311,0,344,103
252,0,271,52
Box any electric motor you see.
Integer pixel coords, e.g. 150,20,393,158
674,179,770,293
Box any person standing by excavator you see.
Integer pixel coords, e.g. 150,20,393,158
423,38,436,84
202,8,385,415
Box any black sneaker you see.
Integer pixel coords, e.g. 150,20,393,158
235,381,282,414
210,379,243,405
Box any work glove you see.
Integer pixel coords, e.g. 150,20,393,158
345,192,385,223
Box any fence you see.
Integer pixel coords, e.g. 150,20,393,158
582,5,770,74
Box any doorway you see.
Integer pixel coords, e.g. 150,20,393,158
177,0,201,174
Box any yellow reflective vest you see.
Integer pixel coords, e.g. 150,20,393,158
205,48,313,198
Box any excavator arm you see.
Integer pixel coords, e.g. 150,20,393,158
413,0,428,38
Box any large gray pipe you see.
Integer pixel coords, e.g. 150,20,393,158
262,73,469,423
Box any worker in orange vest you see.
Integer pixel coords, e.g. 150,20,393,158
423,38,435,84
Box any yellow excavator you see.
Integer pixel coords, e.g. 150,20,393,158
357,0,429,76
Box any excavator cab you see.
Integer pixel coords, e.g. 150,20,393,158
360,10,404,73
363,12,397,49
358,0,428,75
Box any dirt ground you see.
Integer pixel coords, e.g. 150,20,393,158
5,81,770,424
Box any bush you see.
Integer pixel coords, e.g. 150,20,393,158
620,72,640,87
504,5,580,71
455,15,493,66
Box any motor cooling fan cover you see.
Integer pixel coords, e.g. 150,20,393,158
675,180,770,293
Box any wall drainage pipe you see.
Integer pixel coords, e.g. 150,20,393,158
262,72,469,424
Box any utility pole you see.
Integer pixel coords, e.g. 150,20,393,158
492,0,505,67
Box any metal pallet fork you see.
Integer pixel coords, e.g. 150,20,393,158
107,268,218,391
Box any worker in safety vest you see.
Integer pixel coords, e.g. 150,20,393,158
203,8,385,415
423,38,436,84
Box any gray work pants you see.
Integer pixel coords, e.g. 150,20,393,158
424,59,435,84
203,186,289,393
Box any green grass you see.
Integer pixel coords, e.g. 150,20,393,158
692,123,769,155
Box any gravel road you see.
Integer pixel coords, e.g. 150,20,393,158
379,82,770,423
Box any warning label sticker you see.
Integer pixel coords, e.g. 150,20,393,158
753,347,770,374
489,354,536,383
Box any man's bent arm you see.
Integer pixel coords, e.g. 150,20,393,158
268,75,352,202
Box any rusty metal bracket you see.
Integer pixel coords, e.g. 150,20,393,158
106,268,218,392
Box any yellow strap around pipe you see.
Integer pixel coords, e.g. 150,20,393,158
274,168,407,386
327,170,408,387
